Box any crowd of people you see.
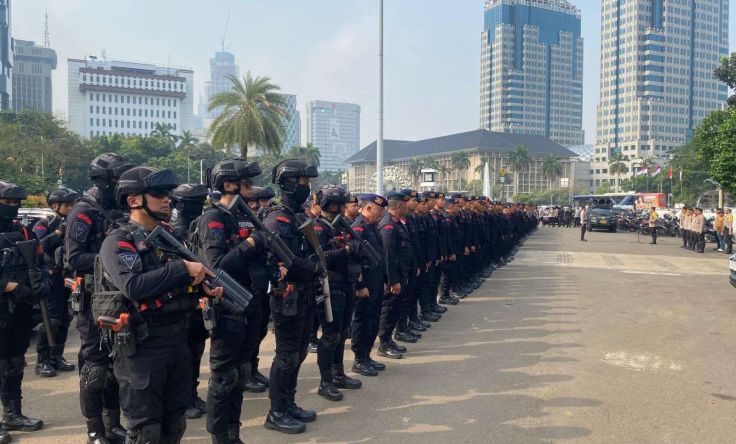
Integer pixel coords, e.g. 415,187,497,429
0,153,538,444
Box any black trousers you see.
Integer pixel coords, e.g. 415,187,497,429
378,279,406,342
440,259,457,298
696,233,705,253
651,227,657,244
351,281,383,361
317,286,354,381
269,290,315,412
206,294,263,436
77,305,120,419
580,225,587,240
36,272,72,359
0,302,33,402
187,310,208,402
114,334,190,444
419,264,436,314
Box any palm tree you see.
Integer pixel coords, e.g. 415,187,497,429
208,72,287,159
450,152,471,191
541,156,563,188
407,157,424,187
507,145,531,196
177,130,199,183
608,153,629,191
150,123,176,144
285,143,321,168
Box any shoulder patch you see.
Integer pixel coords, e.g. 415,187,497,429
313,225,324,232
117,241,136,252
77,213,93,225
352,226,364,232
383,224,394,230
276,216,290,224
207,221,224,230
118,252,139,270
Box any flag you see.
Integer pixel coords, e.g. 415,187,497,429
667,166,673,179
635,167,648,177
650,165,661,177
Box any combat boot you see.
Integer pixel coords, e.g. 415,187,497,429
352,360,378,377
1,399,42,431
252,358,269,387
227,423,244,444
285,403,316,423
51,345,75,372
0,425,8,444
377,342,403,359
421,312,440,322
332,365,362,389
368,357,386,371
438,294,458,305
388,339,408,354
35,352,56,378
102,409,127,442
264,410,306,434
243,377,267,393
394,330,418,343
86,417,110,444
317,381,343,401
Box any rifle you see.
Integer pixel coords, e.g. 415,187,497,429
227,196,295,267
333,214,381,267
144,225,253,315
296,216,333,323
16,240,55,347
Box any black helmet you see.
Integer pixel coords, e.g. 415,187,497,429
0,181,28,200
171,183,209,202
47,187,79,205
315,185,349,209
115,166,178,208
256,187,275,201
207,159,262,191
89,153,133,182
271,159,318,185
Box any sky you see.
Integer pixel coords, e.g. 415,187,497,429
10,0,736,147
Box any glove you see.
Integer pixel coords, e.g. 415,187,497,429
247,231,269,252
348,240,363,259
10,284,32,304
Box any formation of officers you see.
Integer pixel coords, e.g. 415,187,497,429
0,153,537,444
679,207,707,253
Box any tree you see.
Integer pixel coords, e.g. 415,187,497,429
450,152,471,191
608,153,629,191
208,72,287,159
507,145,531,196
714,53,736,107
285,143,321,168
150,123,177,144
595,181,612,194
693,107,736,193
406,157,424,187
541,156,563,188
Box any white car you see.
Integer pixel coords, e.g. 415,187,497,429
17,208,55,228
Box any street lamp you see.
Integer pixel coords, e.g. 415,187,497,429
376,0,384,195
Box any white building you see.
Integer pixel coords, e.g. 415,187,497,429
592,0,729,188
67,56,194,139
281,93,301,151
204,51,238,129
306,101,360,171
480,0,584,147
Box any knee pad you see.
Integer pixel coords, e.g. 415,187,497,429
320,332,340,352
7,357,24,377
235,363,252,392
274,352,300,373
161,416,186,444
80,362,107,393
209,367,238,398
129,423,161,444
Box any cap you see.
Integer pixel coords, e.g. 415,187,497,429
387,191,410,202
450,193,464,200
347,194,359,204
400,189,418,199
421,191,437,199
436,192,445,199
360,193,388,207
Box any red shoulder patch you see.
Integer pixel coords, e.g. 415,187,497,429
313,225,324,232
207,221,224,230
77,213,93,225
276,216,290,224
117,241,136,252
353,226,364,232
383,224,394,230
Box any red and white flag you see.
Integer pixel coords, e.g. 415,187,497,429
635,167,648,177
650,165,661,177
667,166,673,179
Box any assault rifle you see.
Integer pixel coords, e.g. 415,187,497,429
296,215,333,323
228,196,295,267
17,240,55,347
333,214,381,267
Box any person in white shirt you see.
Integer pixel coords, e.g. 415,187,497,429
579,205,588,241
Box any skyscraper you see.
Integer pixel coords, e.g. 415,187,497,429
592,0,729,188
480,0,583,147
12,40,56,113
0,0,12,110
281,93,301,151
204,51,239,128
306,101,360,171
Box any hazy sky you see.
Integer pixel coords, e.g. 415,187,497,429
11,0,736,147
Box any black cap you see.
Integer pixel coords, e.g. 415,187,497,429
387,191,409,202
360,193,388,207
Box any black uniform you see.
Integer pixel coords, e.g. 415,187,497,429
377,212,412,345
197,203,265,439
419,211,438,316
65,191,124,437
99,222,197,443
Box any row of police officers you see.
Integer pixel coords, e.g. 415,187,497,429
0,153,537,444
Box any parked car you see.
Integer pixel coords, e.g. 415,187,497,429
588,207,617,232
17,208,55,228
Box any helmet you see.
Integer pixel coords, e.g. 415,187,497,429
255,187,275,201
115,166,178,208
0,181,28,200
47,187,79,205
271,159,318,185
207,159,262,191
89,153,133,182
171,183,209,202
315,185,349,209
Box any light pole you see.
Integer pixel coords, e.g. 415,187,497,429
200,159,205,186
376,0,384,195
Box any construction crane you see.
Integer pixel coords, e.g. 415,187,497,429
221,13,231,52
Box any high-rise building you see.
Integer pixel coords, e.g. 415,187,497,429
480,0,583,147
67,56,194,139
281,93,301,150
204,51,239,129
592,0,729,188
12,40,56,113
306,101,360,171
0,0,13,110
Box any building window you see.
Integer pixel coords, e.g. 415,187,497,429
89,118,93,126
89,105,93,113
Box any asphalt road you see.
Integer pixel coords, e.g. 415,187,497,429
15,225,736,443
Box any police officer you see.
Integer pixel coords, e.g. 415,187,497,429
311,186,365,401
377,192,413,359
350,194,388,376
100,166,217,443
343,194,360,225
416,193,441,322
0,181,48,444
65,153,132,443
439,196,463,305
262,159,323,434
33,187,79,378
197,159,272,443
394,189,422,344
170,183,210,421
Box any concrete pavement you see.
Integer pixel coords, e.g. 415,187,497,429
15,225,736,443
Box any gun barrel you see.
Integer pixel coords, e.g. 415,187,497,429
231,197,295,267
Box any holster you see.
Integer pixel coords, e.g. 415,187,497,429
114,323,137,358
200,297,217,332
270,281,298,317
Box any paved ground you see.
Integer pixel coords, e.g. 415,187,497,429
14,226,736,443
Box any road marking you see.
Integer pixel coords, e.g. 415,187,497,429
517,251,725,275
603,351,682,372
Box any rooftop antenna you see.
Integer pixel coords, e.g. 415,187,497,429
43,9,50,48
221,13,231,52
101,49,107,61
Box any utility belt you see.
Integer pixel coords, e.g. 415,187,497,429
269,281,304,317
99,312,189,358
64,274,93,313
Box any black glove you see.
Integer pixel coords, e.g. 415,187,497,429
348,240,363,259
248,231,269,252
10,284,32,304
